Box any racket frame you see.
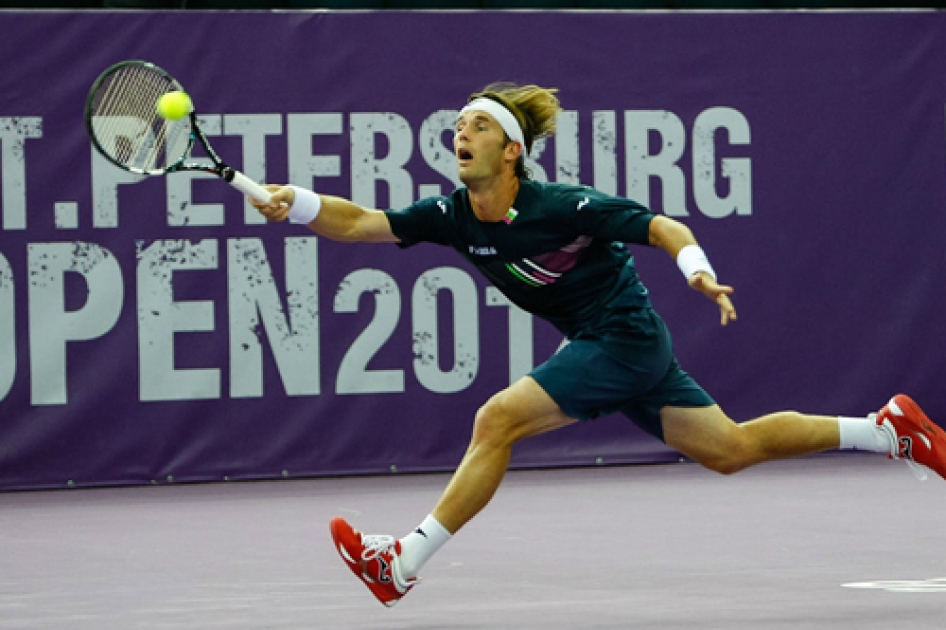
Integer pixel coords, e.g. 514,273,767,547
85,60,271,202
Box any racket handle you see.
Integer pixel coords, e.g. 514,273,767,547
225,169,272,203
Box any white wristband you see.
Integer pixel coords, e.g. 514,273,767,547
676,244,717,281
287,186,322,224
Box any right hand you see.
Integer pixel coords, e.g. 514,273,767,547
250,185,294,222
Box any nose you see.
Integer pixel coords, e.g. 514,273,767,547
454,121,470,144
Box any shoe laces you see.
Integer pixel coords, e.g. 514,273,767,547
360,533,398,562
873,413,929,481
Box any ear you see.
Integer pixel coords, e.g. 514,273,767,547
504,140,524,164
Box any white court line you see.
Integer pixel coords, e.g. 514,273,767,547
842,578,946,593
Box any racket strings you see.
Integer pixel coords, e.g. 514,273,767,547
90,64,190,173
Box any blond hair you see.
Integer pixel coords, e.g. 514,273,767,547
469,82,560,178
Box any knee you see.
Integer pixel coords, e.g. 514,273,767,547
696,424,754,475
471,394,518,448
703,455,749,476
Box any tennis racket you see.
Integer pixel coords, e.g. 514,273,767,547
84,60,271,203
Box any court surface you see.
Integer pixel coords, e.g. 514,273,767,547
1,453,943,629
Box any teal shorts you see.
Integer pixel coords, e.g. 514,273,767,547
529,307,714,442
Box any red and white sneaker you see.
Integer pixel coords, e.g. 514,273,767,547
329,517,417,607
875,394,946,481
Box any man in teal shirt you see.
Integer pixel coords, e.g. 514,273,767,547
253,82,946,607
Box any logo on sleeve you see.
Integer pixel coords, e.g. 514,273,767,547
577,197,590,211
437,200,448,214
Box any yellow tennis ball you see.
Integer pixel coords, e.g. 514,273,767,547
156,91,193,121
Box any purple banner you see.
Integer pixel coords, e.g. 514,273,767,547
1,10,944,490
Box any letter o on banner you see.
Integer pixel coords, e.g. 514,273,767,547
412,267,479,394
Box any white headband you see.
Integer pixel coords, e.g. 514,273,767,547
459,97,528,156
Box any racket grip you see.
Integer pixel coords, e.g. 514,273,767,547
226,169,272,203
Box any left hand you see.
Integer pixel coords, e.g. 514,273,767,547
688,272,737,326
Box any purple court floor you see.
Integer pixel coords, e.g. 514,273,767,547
1,453,943,629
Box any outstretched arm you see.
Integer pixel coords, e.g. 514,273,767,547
252,186,400,244
648,215,737,326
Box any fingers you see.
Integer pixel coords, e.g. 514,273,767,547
717,294,737,326
690,274,733,294
692,273,737,326
685,272,740,326
716,290,736,326
249,184,294,222
688,272,733,292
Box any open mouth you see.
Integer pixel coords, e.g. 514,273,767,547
457,148,474,162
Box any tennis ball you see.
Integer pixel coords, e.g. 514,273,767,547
156,91,193,121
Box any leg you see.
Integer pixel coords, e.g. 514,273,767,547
662,405,841,474
432,377,576,533
328,378,573,609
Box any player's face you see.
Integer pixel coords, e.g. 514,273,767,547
454,111,513,184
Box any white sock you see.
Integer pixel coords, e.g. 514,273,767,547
838,416,893,453
397,514,452,580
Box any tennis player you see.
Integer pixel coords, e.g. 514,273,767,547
252,82,946,607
